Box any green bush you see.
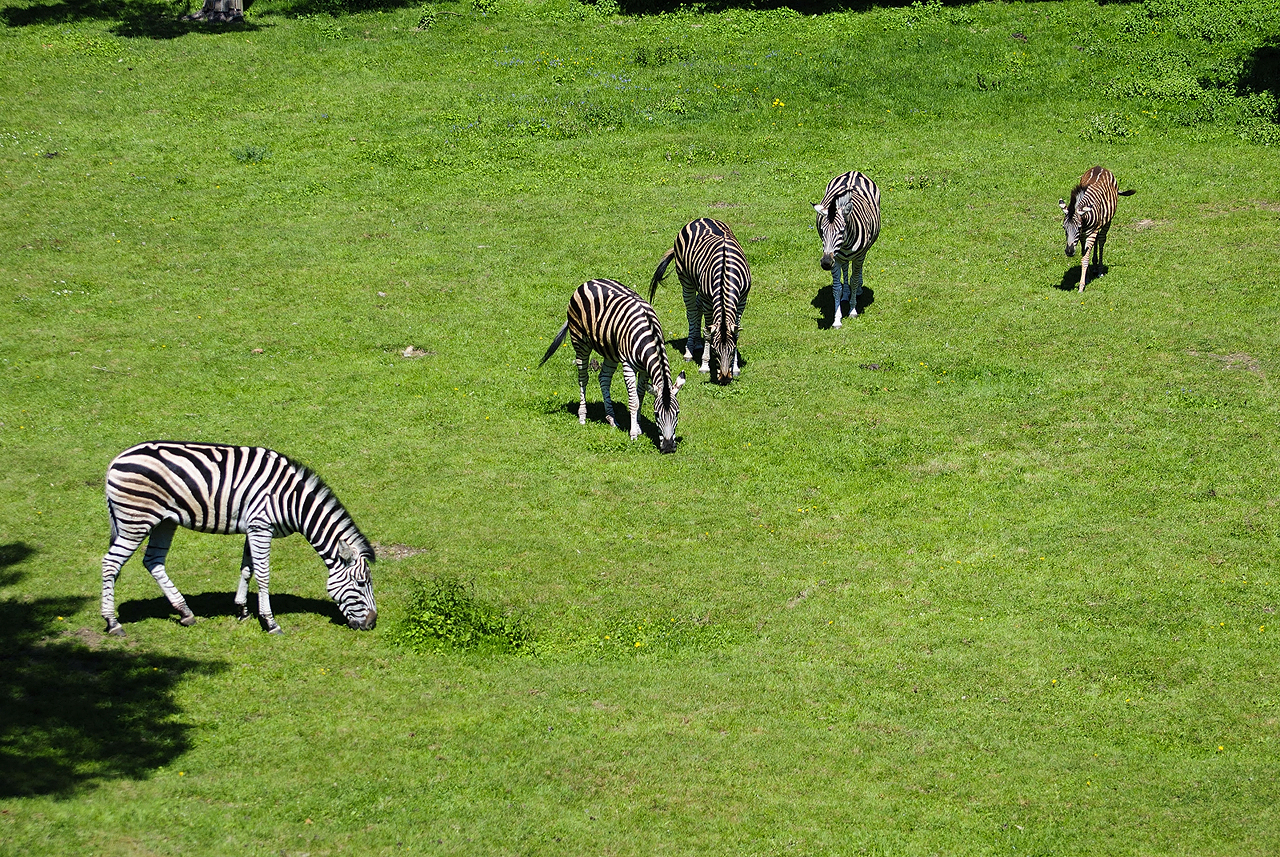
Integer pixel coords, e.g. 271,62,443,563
395,576,533,655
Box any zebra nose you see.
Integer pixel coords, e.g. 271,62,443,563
355,609,376,630
820,255,834,271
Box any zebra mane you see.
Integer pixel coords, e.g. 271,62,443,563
1067,183,1087,217
290,458,376,563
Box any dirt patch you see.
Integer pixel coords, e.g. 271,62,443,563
373,542,430,560
1188,349,1264,376
1130,218,1160,230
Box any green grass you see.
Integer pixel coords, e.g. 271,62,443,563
2,0,1279,853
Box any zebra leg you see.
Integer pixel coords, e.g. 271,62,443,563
102,530,147,636
246,527,281,634
1079,233,1097,292
832,260,847,328
142,519,196,626
234,538,252,620
1095,224,1109,270
682,282,703,364
622,362,643,440
574,348,591,425
849,252,866,317
599,359,620,429
698,295,714,374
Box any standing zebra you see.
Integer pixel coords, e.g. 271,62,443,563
540,278,686,454
101,441,377,636
1059,165,1136,292
812,171,881,328
649,218,752,383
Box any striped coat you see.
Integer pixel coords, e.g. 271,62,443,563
1059,165,1136,292
649,218,751,383
813,171,880,328
101,441,377,635
541,279,686,453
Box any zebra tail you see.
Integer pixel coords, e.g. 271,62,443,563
649,248,676,304
106,495,119,546
1118,188,1137,196
539,320,570,366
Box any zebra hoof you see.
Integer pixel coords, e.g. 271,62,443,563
832,318,842,329
265,620,283,635
178,612,197,627
105,620,126,637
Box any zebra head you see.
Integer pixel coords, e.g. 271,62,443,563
813,194,852,271
1060,196,1081,257
651,371,687,454
708,319,739,384
329,539,377,630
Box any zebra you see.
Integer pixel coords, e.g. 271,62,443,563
812,171,881,328
648,218,752,383
101,441,377,636
1059,165,1136,292
540,278,686,454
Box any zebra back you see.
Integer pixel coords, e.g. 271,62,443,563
655,218,751,381
815,171,881,261
1060,166,1135,252
566,279,671,384
105,441,373,566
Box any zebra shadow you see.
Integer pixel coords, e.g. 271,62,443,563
1056,263,1109,291
664,337,749,382
556,401,684,453
811,285,875,329
118,590,348,629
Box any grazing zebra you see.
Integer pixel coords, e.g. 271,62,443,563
101,441,377,636
649,218,752,383
540,278,686,454
1059,165,1136,292
812,171,881,328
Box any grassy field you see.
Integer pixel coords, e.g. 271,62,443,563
2,0,1279,853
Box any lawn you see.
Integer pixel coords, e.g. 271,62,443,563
1,0,1279,854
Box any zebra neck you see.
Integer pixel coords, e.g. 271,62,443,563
287,474,358,566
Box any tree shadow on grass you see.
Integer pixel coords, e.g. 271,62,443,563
0,542,225,798
0,0,263,39
118,590,348,629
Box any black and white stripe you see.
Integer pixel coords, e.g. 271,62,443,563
1059,165,1136,292
649,218,751,382
812,171,881,328
101,441,377,635
540,279,686,454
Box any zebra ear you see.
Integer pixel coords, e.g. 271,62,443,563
1058,198,1069,213
827,200,838,221
811,202,824,215
338,540,354,562
674,371,687,392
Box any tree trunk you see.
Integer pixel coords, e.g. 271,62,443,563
183,0,244,23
